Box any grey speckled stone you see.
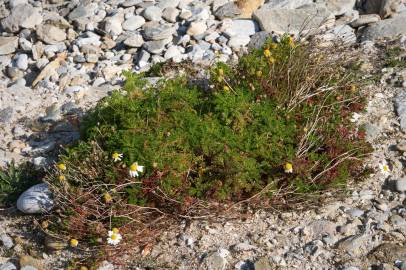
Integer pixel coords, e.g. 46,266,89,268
16,183,53,214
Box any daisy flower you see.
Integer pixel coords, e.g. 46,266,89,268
379,161,391,176
70,238,78,247
129,162,144,177
284,162,293,174
107,229,122,246
112,152,123,162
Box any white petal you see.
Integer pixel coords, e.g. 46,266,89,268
137,166,144,172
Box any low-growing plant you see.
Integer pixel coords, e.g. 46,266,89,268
43,36,371,262
0,161,42,206
385,46,406,68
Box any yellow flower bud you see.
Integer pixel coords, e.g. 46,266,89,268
264,49,271,58
223,85,230,92
70,238,78,247
103,192,112,203
218,68,224,76
112,228,119,233
256,70,262,77
58,175,66,182
57,163,66,171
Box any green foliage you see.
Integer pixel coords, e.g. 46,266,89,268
385,47,406,68
0,161,42,205
46,36,371,250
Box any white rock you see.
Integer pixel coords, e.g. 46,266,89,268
228,35,251,48
143,6,163,21
16,183,53,214
15,54,28,70
122,15,145,31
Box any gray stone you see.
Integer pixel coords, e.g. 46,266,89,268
233,242,257,251
104,12,124,37
157,0,180,9
143,23,175,40
263,0,313,9
136,49,151,69
360,13,406,41
248,31,272,50
214,2,241,19
319,24,356,44
20,267,37,270
350,14,381,28
395,90,406,131
15,54,28,70
121,0,142,7
143,38,171,54
325,0,356,16
68,4,97,21
16,183,54,214
124,34,144,48
0,262,17,270
0,234,13,249
36,24,67,45
306,220,337,238
346,208,364,218
122,15,145,31
97,261,114,270
394,178,406,192
253,4,334,34
336,234,370,256
1,4,42,32
162,7,179,23
0,107,14,123
164,45,182,59
143,6,163,21
0,36,18,55
203,249,230,270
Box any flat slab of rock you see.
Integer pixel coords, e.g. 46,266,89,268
359,13,406,41
253,4,335,34
0,36,18,55
16,183,53,214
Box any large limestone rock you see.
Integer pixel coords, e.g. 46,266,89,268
253,4,335,34
1,4,42,33
325,0,357,16
359,12,406,41
16,183,53,214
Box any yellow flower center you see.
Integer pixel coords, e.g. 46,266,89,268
130,164,138,171
112,152,119,159
285,163,293,170
58,175,66,181
223,85,230,92
264,49,271,57
57,163,66,171
383,165,389,172
111,234,118,240
112,228,119,233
